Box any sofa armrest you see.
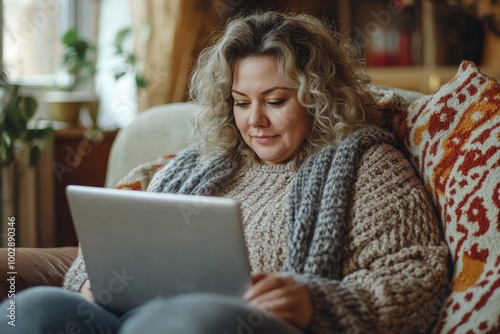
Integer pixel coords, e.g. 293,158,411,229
0,247,78,301
105,102,195,188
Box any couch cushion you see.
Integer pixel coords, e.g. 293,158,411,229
105,102,196,188
394,60,500,333
0,247,78,301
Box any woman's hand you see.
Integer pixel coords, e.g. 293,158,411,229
79,279,95,302
243,273,313,329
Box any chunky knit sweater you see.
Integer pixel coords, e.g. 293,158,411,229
217,161,296,273
63,126,449,334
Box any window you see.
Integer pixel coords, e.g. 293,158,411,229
2,0,75,86
2,0,136,129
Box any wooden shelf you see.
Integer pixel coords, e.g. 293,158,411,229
367,65,500,93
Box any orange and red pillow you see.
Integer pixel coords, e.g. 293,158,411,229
394,60,500,333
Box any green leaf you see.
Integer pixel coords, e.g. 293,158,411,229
4,116,26,139
26,127,52,141
4,96,25,138
62,28,79,45
135,74,147,88
114,71,127,81
19,96,37,122
0,133,14,168
29,145,40,166
126,53,136,64
73,40,89,59
67,62,78,73
83,61,97,74
0,70,50,167
60,28,97,88
114,27,132,53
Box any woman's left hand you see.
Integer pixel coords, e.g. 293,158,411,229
243,273,313,329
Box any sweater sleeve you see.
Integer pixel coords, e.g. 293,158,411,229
62,155,174,292
288,144,450,334
62,245,88,292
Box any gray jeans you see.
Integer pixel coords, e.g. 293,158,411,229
0,287,306,334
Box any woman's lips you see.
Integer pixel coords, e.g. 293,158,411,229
253,135,277,144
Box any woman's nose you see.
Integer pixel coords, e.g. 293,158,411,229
248,104,269,127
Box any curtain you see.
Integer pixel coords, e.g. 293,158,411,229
130,0,221,112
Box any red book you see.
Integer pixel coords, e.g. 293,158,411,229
398,31,412,66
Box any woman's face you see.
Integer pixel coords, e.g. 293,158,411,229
232,56,311,165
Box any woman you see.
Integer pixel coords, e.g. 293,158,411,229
1,11,449,334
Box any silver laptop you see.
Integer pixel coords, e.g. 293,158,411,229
66,185,251,314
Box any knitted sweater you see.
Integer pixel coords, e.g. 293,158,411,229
63,126,449,334
216,161,296,273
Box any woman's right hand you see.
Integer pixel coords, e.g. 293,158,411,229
79,279,95,302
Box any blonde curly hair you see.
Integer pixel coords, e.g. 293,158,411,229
189,10,383,167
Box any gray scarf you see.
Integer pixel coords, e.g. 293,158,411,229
148,125,395,279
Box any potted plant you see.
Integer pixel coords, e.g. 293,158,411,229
61,28,97,91
113,26,149,90
0,69,53,246
0,70,52,168
46,28,99,125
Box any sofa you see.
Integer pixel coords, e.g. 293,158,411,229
0,61,498,333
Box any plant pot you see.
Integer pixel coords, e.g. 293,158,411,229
44,91,99,125
85,100,100,128
46,101,82,123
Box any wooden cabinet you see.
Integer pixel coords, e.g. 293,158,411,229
52,128,118,246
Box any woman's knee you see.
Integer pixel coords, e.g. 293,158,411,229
0,286,119,334
121,293,266,334
5,286,77,313
0,287,79,333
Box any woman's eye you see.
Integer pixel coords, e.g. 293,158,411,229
268,100,284,106
234,102,249,108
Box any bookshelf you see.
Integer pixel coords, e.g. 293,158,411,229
334,0,500,93
237,0,498,93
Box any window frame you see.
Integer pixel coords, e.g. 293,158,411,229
1,0,98,89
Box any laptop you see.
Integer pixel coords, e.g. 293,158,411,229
66,185,251,314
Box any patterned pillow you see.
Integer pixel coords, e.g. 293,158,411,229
394,60,500,334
